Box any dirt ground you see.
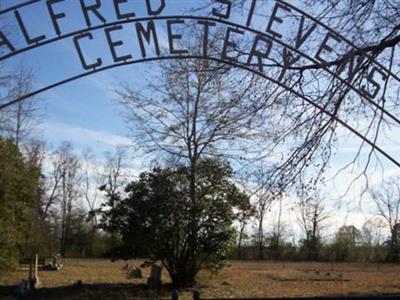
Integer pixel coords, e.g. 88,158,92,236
0,259,399,299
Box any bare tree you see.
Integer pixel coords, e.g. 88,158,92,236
370,176,400,261
237,159,285,260
116,28,277,280
45,142,81,257
196,0,400,194
235,196,255,259
361,217,387,262
3,66,39,146
297,190,331,260
0,21,40,146
81,148,100,231
99,147,128,237
100,148,127,205
250,167,280,260
268,194,286,259
42,149,64,219
77,148,106,256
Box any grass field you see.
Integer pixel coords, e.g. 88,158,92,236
0,259,399,299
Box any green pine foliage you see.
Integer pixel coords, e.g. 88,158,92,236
0,138,40,272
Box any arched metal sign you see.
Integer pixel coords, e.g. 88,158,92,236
1,0,399,167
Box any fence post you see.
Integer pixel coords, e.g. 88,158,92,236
193,290,200,300
34,254,38,279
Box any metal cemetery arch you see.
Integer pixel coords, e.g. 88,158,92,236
1,0,399,168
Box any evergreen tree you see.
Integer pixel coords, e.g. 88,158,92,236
0,138,40,271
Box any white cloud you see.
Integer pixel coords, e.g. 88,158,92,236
40,121,131,152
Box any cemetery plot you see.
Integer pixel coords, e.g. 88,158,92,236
1,259,399,299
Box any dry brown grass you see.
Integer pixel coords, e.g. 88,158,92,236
196,260,400,298
0,259,399,299
0,259,169,288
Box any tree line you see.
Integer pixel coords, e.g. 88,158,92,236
0,136,129,269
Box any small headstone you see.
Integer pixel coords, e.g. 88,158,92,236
147,265,162,289
48,254,63,270
129,267,142,278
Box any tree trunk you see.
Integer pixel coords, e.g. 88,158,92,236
187,153,198,276
387,228,400,262
237,223,245,259
258,215,264,260
170,268,197,288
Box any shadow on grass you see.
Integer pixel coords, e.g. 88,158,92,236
0,282,173,300
2,283,400,300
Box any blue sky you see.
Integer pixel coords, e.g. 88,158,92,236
1,0,400,226
2,0,160,150
1,0,253,153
